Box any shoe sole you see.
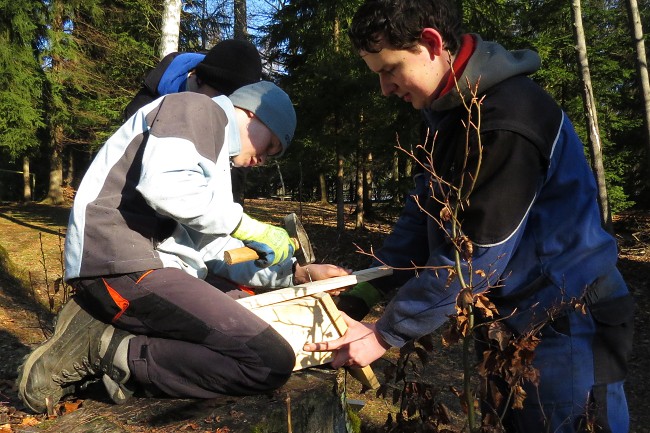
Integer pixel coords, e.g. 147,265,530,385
16,298,98,413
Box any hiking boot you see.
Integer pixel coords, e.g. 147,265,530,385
16,297,133,413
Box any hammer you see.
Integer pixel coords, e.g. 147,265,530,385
224,213,316,266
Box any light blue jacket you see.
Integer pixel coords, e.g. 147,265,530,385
65,93,294,287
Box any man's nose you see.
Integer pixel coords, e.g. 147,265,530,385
379,76,395,96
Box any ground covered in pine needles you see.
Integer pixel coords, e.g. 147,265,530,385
0,200,647,432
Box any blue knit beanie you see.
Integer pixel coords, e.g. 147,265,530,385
229,81,296,156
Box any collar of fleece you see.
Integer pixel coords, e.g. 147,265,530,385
438,34,476,98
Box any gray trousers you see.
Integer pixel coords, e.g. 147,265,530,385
72,268,295,398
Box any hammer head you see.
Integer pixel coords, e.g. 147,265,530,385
284,213,315,266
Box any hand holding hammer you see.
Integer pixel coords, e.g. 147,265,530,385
226,213,315,267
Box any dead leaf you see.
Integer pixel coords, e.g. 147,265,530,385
457,288,473,310
441,323,460,347
20,416,40,426
0,423,12,433
440,205,452,222
511,384,527,410
445,268,457,288
475,293,499,317
436,402,452,424
62,399,83,414
487,322,510,351
227,410,244,420
488,381,503,409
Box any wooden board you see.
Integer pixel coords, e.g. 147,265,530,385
237,266,392,310
237,267,390,389
244,292,340,369
243,292,379,389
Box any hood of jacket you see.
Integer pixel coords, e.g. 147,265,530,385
429,34,541,112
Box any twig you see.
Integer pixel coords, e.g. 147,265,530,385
286,393,292,433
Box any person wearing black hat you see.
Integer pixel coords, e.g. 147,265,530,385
124,39,264,204
124,39,263,119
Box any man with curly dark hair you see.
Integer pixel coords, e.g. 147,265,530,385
309,1,634,432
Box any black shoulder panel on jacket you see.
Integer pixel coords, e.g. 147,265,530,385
430,76,564,246
480,75,562,162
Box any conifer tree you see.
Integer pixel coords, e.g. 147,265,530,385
0,0,45,200
38,0,160,202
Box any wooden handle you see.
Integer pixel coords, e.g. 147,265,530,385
224,247,260,265
225,238,300,265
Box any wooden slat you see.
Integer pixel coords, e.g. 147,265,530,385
318,293,380,389
236,266,392,310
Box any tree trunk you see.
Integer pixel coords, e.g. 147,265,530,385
44,1,65,206
355,152,364,229
274,160,286,197
22,156,32,202
234,0,248,41
405,154,413,178
159,0,182,58
391,150,400,206
318,173,329,205
46,126,65,205
571,0,612,231
363,151,373,215
336,153,345,232
64,147,74,187
27,370,352,433
624,0,650,186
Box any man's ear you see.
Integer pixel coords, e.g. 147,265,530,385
234,107,255,119
420,28,445,58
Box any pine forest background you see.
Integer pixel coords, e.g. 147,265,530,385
1,0,650,224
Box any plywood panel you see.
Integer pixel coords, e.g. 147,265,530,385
237,267,390,389
244,293,339,369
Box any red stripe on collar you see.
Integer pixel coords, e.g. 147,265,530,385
439,34,476,97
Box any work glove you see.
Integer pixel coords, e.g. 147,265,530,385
231,213,296,268
335,281,383,321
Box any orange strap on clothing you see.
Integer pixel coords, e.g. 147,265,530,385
102,278,130,323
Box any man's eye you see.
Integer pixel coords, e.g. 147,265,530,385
268,142,282,157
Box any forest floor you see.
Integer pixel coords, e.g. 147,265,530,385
0,199,648,432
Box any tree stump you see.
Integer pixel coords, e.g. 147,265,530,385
14,368,355,433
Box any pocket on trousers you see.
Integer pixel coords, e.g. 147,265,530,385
74,277,129,323
589,294,635,383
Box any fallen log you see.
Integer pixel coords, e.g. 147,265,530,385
14,368,357,433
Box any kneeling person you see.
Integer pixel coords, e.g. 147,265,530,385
17,81,350,413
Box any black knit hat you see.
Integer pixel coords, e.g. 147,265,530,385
195,39,262,95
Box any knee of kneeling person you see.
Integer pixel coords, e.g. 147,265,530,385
246,330,295,392
248,327,295,373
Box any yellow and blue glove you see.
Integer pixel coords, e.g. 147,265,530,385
231,213,296,268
